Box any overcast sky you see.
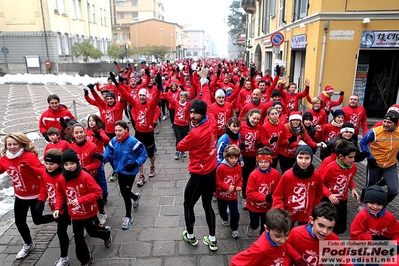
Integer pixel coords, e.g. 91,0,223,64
163,0,232,57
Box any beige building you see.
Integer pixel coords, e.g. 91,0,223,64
242,0,399,117
0,0,112,73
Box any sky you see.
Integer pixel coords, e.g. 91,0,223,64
163,0,232,57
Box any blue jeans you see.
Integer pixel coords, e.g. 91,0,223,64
97,163,108,196
217,198,239,231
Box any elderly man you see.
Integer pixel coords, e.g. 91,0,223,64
341,94,368,142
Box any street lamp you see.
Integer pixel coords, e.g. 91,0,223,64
159,28,163,45
170,34,173,59
133,17,139,59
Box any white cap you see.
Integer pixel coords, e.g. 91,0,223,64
138,88,148,97
215,89,225,98
289,114,302,121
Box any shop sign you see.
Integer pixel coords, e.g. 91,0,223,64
329,30,354,40
291,34,307,49
360,30,399,48
353,64,369,106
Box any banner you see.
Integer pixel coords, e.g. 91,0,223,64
360,30,399,48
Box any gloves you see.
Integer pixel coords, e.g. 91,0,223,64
357,151,368,161
275,65,280,75
35,200,45,213
372,235,390,241
288,135,296,144
124,162,138,171
340,91,344,96
317,142,327,149
216,69,221,78
109,72,119,87
42,132,50,142
87,83,95,90
269,136,278,144
239,77,245,88
265,194,273,204
92,130,102,140
145,68,150,77
59,117,66,129
156,72,162,88
83,89,89,96
368,157,377,167
127,63,131,68
189,66,193,76
250,67,255,78
298,140,307,146
113,60,118,65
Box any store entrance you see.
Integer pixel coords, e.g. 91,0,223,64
359,50,399,117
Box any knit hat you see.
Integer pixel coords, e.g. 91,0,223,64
325,85,334,94
272,101,283,107
44,153,61,165
289,111,302,121
364,185,387,207
333,109,344,118
215,89,225,98
271,90,280,98
302,112,313,121
105,92,116,99
295,145,313,161
60,149,80,166
340,122,355,134
190,100,207,116
384,111,399,124
138,88,148,97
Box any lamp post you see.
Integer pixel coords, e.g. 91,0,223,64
133,17,139,60
170,34,173,59
159,28,163,45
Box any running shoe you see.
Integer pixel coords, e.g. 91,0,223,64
149,166,155,177
137,175,146,187
16,242,35,259
182,229,198,246
122,217,133,230
203,236,218,251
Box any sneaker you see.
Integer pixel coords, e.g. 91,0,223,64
55,256,69,266
241,199,247,210
232,230,240,239
221,219,230,227
162,116,167,121
182,229,198,246
174,151,180,160
137,175,146,187
247,226,254,237
203,236,218,251
149,166,155,178
110,172,118,182
122,217,133,230
133,193,140,210
80,254,94,266
181,152,187,158
104,226,112,248
16,242,35,259
98,213,107,226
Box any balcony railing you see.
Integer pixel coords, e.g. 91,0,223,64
241,0,256,14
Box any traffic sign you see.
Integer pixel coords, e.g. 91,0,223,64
270,32,284,46
272,45,281,54
1,47,9,55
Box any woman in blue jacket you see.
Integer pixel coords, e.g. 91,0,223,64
103,120,148,230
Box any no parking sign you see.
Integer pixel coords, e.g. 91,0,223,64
270,32,284,46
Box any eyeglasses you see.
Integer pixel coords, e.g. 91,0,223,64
258,160,270,164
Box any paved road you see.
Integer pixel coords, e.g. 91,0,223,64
0,84,397,266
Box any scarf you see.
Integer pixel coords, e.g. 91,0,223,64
6,148,24,159
116,131,130,143
312,108,320,113
268,118,280,125
62,165,81,181
226,127,239,141
246,119,257,128
331,120,343,127
76,139,87,147
46,167,62,177
294,126,301,134
292,162,314,179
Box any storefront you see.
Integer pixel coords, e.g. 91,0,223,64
356,30,399,117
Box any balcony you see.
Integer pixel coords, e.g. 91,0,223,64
241,0,256,14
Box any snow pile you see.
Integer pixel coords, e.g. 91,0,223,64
0,73,108,86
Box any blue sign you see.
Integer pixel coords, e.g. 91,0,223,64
270,32,284,46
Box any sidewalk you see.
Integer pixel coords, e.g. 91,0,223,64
0,83,397,266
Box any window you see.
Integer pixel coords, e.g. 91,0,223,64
114,33,118,40
77,0,82,19
131,0,138,6
117,1,124,6
263,0,271,34
92,4,95,23
100,8,102,25
292,0,308,21
132,11,138,18
94,37,97,48
64,34,70,54
59,0,66,14
279,0,284,27
75,34,79,43
87,3,90,22
57,33,63,55
70,0,76,19
270,0,276,17
103,11,106,26
118,12,124,19
53,0,58,11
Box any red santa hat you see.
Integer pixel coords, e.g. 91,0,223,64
388,104,399,114
324,85,334,94
289,111,302,121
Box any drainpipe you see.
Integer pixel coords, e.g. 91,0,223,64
318,21,329,95
39,0,50,59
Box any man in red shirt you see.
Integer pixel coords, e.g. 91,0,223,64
341,94,368,142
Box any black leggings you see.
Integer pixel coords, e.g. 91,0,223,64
242,156,256,199
168,108,175,125
14,197,53,244
117,173,139,218
173,125,190,147
72,215,110,264
184,170,216,236
159,99,167,116
56,213,71,257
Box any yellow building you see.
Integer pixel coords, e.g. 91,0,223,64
242,0,399,117
0,0,112,73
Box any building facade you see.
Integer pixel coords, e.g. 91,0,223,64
0,0,112,73
242,0,399,117
184,29,205,58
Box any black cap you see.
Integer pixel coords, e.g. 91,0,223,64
364,185,387,207
302,112,313,121
190,100,207,116
60,149,80,166
384,111,399,124
105,92,116,99
295,145,313,161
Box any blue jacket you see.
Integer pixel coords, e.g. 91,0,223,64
103,135,148,175
216,133,242,167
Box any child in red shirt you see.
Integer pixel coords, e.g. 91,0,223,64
215,145,242,239
43,127,69,155
246,147,281,237
230,208,293,266
320,140,359,235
